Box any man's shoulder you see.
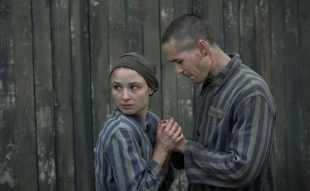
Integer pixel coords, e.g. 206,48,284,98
233,64,275,108
235,64,270,90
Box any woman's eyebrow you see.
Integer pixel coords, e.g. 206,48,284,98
128,81,145,86
111,81,121,84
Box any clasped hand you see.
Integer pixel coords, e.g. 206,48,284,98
155,118,185,152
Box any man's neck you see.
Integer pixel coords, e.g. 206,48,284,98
210,47,231,76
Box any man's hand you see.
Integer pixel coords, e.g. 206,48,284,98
174,137,187,153
159,118,187,153
152,118,186,168
156,118,184,151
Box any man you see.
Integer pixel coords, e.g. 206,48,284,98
161,14,276,191
95,52,183,191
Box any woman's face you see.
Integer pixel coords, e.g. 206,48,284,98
110,68,153,118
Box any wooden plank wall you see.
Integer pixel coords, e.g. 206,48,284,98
0,0,309,191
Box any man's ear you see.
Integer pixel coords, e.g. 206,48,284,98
197,39,209,56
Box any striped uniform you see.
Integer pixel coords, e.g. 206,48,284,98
185,55,276,191
95,110,174,191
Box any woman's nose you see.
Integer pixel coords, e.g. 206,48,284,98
121,89,130,100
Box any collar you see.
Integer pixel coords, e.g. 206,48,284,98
203,54,241,88
115,109,153,130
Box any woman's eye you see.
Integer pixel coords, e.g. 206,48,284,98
112,85,121,90
130,85,140,91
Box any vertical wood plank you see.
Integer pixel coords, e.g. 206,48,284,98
50,0,75,190
255,0,272,82
31,0,56,190
283,0,303,190
239,0,258,71
299,0,310,190
144,0,162,115
202,0,224,47
270,0,289,190
70,0,93,191
126,0,144,53
223,0,240,53
0,1,17,190
160,0,177,120
281,0,304,190
108,0,126,68
10,0,38,190
89,0,110,140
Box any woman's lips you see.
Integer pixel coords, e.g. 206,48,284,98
120,104,133,109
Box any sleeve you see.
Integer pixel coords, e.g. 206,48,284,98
157,162,176,191
184,95,276,188
106,128,162,191
146,112,178,191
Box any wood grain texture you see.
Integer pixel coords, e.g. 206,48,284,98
89,0,111,142
1,0,38,190
144,0,162,115
32,0,56,190
70,0,93,191
50,0,75,190
0,1,16,190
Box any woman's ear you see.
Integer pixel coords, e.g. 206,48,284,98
148,88,154,96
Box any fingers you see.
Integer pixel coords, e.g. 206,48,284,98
156,117,185,151
164,119,184,142
172,125,182,139
163,118,179,135
175,133,184,142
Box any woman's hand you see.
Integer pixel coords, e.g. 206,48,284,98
156,118,184,151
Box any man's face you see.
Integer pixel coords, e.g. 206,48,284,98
110,68,152,118
162,39,211,83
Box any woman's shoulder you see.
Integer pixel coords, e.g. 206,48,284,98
146,111,160,131
99,112,132,137
147,111,160,122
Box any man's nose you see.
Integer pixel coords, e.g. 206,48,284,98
175,65,184,75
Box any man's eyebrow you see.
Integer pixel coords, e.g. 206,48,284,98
169,58,180,63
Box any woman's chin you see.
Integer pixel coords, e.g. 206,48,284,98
120,108,135,115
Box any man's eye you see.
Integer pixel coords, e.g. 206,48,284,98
176,60,183,64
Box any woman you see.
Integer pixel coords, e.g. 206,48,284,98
95,52,183,191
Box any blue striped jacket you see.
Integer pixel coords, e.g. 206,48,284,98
95,110,174,191
185,55,276,191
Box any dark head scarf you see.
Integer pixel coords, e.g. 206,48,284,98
110,52,159,94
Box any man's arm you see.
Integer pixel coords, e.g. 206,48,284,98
182,95,276,188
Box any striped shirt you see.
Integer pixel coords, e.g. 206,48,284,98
95,110,174,191
185,55,276,191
